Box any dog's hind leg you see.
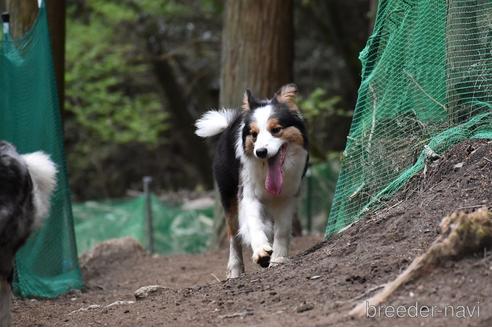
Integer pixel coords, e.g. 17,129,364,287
226,199,244,279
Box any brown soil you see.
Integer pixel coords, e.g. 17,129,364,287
12,140,492,326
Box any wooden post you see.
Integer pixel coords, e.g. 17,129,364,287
143,176,154,254
46,0,65,114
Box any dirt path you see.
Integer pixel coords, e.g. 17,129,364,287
13,140,492,326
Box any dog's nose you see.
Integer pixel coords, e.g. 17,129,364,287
255,148,268,158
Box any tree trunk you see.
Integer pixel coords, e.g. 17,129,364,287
368,0,378,33
446,0,487,123
4,0,37,39
46,0,65,114
213,0,296,247
150,56,213,188
220,0,294,107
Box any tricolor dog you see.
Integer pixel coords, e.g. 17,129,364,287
195,84,308,278
0,141,57,325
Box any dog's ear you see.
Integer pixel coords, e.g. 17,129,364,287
242,89,254,111
274,83,299,111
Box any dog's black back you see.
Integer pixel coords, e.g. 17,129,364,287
212,114,242,214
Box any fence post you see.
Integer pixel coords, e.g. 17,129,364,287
305,168,313,233
143,176,154,254
1,12,9,35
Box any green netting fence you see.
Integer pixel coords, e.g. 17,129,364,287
73,195,215,255
326,0,492,235
1,2,83,297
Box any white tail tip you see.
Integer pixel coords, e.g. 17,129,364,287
21,151,57,227
195,109,239,138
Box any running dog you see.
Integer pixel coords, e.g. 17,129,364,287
195,84,308,278
0,141,57,325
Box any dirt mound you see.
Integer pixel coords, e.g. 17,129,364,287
80,237,146,268
12,140,492,326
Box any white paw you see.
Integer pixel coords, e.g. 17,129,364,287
269,256,289,267
252,244,273,268
227,266,243,279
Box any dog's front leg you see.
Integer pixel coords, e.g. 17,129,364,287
239,196,272,268
270,200,297,265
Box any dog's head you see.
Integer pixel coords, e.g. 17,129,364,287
240,84,308,195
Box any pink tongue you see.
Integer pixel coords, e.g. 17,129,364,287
265,154,283,195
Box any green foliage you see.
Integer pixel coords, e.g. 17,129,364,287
66,21,167,144
65,5,167,146
300,88,351,120
299,88,352,162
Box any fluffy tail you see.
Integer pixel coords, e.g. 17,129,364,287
21,152,57,227
195,109,239,138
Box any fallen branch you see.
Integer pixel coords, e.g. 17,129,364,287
210,273,222,283
350,207,492,317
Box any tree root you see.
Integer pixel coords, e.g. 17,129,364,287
349,207,492,318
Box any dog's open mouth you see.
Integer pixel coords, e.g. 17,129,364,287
265,144,287,196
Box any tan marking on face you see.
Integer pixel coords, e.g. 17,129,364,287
244,135,254,155
225,198,239,238
250,122,259,134
244,122,258,155
279,126,304,146
267,118,282,133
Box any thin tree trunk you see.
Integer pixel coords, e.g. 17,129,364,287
368,0,378,33
5,0,37,39
150,56,213,187
46,0,65,114
445,0,491,124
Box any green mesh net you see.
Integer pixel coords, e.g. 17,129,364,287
73,195,214,255
326,0,492,235
1,3,83,297
299,162,340,233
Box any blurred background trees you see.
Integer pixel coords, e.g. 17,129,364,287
1,0,374,200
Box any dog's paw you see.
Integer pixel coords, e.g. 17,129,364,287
226,272,240,279
269,256,289,267
252,244,273,268
227,266,244,280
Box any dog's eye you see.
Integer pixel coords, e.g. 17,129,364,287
251,131,258,140
271,127,282,134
